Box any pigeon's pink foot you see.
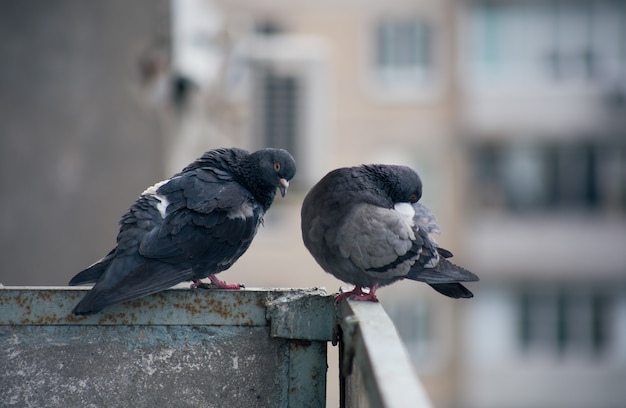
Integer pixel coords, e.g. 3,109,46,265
335,285,379,303
191,276,244,290
209,275,245,289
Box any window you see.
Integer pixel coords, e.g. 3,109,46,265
466,0,626,86
375,18,433,84
253,66,300,160
246,32,330,188
370,16,440,98
517,285,614,357
471,139,626,214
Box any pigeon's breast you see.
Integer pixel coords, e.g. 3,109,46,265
393,202,416,224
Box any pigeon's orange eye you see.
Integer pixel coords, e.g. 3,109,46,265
274,162,281,171
409,194,418,202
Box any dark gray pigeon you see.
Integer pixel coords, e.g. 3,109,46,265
69,147,296,315
301,164,478,302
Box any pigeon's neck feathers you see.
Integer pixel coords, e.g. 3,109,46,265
231,154,277,211
176,148,277,210
178,147,248,175
360,164,422,206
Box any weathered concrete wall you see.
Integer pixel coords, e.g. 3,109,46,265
0,287,332,408
3,325,290,407
0,287,437,407
0,1,169,286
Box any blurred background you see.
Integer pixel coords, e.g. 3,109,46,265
1,0,626,407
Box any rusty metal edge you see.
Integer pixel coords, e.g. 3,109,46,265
339,300,433,408
266,289,335,341
0,286,325,327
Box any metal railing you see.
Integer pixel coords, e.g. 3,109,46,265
0,286,432,408
337,300,433,408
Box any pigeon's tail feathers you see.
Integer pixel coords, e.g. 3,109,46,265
407,257,479,284
428,283,474,299
410,256,478,299
68,266,105,286
71,260,194,316
68,249,116,286
436,247,454,258
71,295,109,316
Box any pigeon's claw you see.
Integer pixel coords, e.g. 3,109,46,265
335,285,379,303
209,275,245,290
208,275,245,289
191,275,245,290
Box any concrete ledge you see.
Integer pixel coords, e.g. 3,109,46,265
339,299,433,408
0,286,331,408
0,286,434,408
0,285,331,327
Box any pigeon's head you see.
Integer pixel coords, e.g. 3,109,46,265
365,164,422,204
250,148,297,198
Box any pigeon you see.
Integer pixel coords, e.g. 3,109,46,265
69,147,296,315
300,164,478,302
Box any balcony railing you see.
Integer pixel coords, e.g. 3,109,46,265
0,286,432,408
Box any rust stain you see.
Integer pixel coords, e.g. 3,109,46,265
15,293,26,308
204,298,232,320
164,292,260,323
94,311,140,325
39,291,53,302
18,314,59,325
171,301,197,315
257,296,267,309
2,288,279,326
289,339,313,350
65,314,88,323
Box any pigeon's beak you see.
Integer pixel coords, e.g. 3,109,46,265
278,178,289,197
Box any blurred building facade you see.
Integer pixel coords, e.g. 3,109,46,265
0,1,171,286
191,0,626,407
459,1,626,407
457,1,626,407
2,0,626,407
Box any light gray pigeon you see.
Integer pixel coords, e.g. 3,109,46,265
69,147,296,315
301,164,478,302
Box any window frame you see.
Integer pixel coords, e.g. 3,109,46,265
362,13,446,102
516,284,615,358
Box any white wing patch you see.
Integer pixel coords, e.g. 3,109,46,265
142,179,171,218
227,201,255,220
393,202,415,226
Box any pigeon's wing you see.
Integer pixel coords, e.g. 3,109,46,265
71,169,264,315
71,192,195,314
71,256,196,315
406,202,479,298
407,254,479,284
138,170,264,270
69,192,167,291
412,202,441,235
335,204,422,280
335,203,478,288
